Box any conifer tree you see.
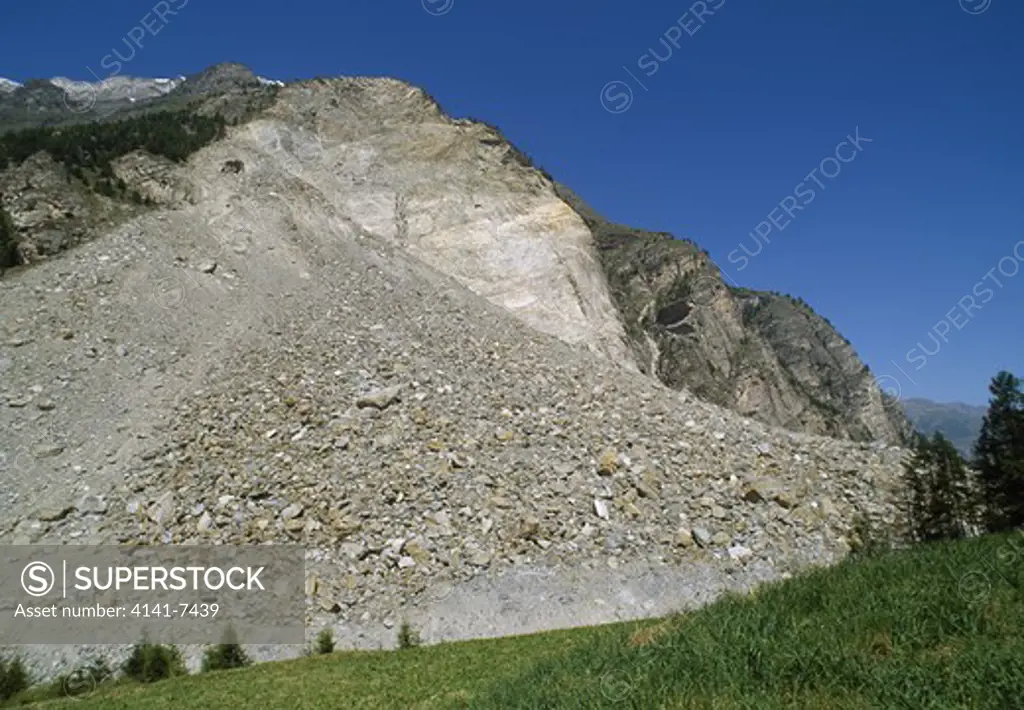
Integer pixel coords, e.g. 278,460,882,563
201,625,251,672
904,431,972,541
974,371,1024,531
0,201,18,269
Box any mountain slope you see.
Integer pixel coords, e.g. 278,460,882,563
556,185,909,444
902,397,986,456
0,69,910,678
0,63,273,133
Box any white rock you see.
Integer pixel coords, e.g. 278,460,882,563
728,545,753,561
281,503,304,519
197,511,214,532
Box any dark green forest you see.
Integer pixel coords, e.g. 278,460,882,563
904,369,1024,540
0,107,225,171
0,107,226,268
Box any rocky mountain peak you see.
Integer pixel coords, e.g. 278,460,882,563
173,61,262,96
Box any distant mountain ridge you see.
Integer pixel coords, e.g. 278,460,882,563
902,397,986,457
0,65,283,132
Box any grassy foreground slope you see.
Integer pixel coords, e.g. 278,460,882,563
32,533,1024,709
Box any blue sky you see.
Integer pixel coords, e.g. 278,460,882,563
2,0,1021,405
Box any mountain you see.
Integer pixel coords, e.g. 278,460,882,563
557,184,909,444
0,64,278,131
0,63,909,673
902,397,986,457
0,63,909,446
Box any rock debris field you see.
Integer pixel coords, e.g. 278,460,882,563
0,77,907,679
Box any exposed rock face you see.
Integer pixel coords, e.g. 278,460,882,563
253,78,638,366
112,150,194,205
170,62,262,97
0,152,140,265
557,185,910,444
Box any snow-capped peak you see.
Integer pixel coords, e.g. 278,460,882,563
0,77,22,93
47,75,186,100
47,77,92,92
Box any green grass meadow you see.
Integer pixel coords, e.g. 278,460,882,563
7,532,1023,709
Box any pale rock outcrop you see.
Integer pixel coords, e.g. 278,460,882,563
246,78,638,367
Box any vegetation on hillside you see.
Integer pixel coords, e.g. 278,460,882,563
0,106,225,178
477,533,1024,710
903,431,975,541
0,201,17,269
974,370,1024,531
121,640,186,685
0,106,227,268
901,369,1024,542
0,656,28,703
200,628,252,673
